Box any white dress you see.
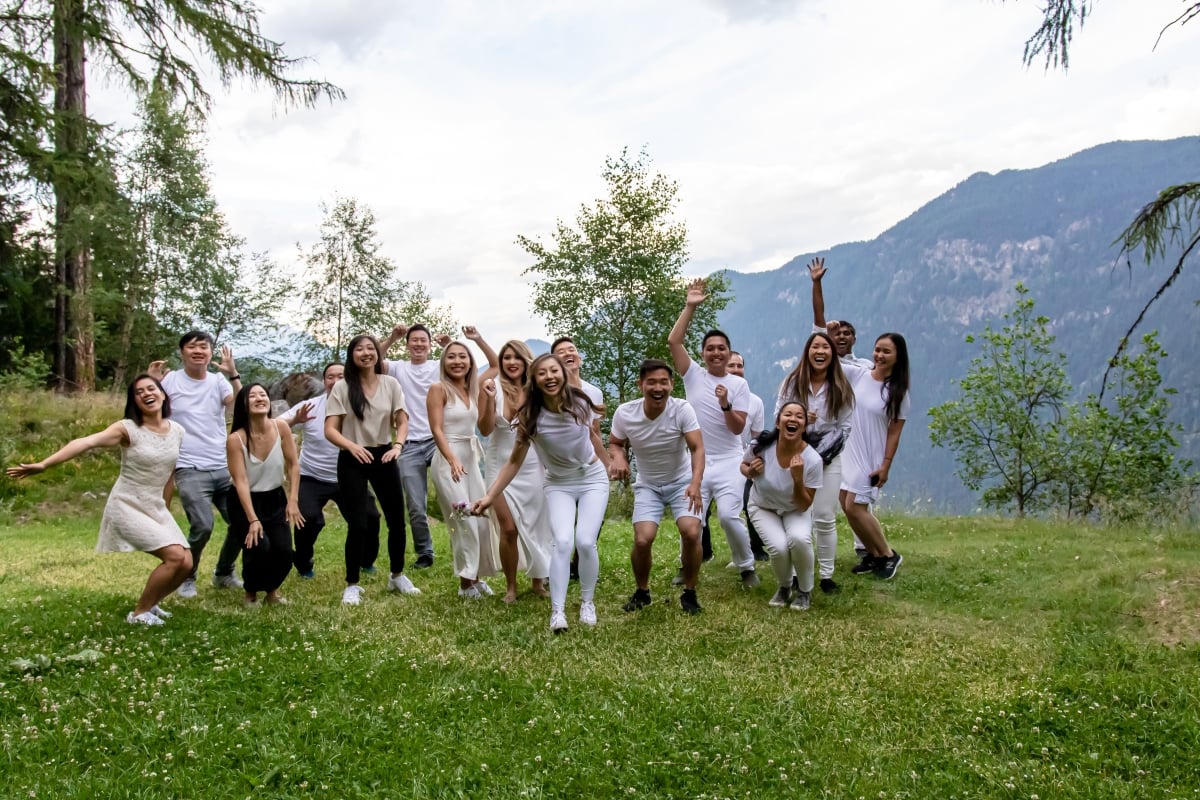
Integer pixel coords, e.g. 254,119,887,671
431,392,499,579
96,420,189,553
483,390,552,579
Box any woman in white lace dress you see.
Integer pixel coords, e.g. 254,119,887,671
6,375,192,626
428,340,499,598
469,330,552,604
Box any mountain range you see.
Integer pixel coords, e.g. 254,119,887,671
715,137,1200,513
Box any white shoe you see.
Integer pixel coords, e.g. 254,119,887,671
725,561,737,569
474,581,494,597
342,585,364,606
126,611,165,626
149,605,172,619
579,600,597,626
213,573,243,590
176,579,197,599
388,574,422,595
549,609,569,633
458,585,481,599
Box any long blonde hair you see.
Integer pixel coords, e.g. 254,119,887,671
497,339,534,413
437,341,480,407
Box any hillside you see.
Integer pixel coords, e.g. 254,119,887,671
717,137,1200,512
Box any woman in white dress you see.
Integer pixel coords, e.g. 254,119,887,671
469,331,551,604
471,354,610,634
427,340,499,598
6,375,192,626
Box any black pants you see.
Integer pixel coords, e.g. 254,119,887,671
702,479,765,560
337,447,408,584
293,475,381,573
231,487,294,594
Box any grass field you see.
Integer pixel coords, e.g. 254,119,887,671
2,393,1199,798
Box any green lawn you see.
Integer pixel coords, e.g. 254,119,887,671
1,393,1198,798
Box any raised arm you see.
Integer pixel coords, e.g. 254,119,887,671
6,421,129,479
380,322,408,363
668,278,707,375
477,379,498,436
463,325,499,373
215,345,242,401
809,257,827,328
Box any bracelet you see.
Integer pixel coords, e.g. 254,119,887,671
249,519,260,524
720,404,732,412
230,374,241,381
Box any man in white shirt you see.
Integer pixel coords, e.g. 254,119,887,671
668,279,760,588
149,330,242,598
380,323,452,570
809,257,874,369
608,359,706,615
699,351,768,563
279,362,381,579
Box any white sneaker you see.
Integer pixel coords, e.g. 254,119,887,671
388,574,422,595
342,585,364,606
549,609,569,633
579,600,597,626
176,579,197,598
126,611,165,626
149,605,172,619
474,581,494,597
213,573,243,590
458,585,481,599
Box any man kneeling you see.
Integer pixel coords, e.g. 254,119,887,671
608,359,706,615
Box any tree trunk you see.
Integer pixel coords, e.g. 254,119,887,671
52,0,95,391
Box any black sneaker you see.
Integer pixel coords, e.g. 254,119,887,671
874,551,903,580
753,551,770,562
623,589,652,612
413,555,434,570
740,569,760,589
819,578,840,594
851,553,879,574
680,589,703,615
768,586,791,607
854,546,868,559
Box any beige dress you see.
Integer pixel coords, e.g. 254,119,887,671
96,420,188,553
431,392,499,579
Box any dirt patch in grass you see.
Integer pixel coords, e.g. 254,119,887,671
1137,569,1200,646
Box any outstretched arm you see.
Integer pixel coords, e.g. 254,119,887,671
668,278,708,375
6,422,129,478
463,325,498,372
809,257,828,328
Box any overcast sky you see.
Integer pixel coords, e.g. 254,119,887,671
94,0,1200,347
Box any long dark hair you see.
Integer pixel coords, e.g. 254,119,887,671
517,354,595,439
778,332,854,420
344,334,384,420
876,333,910,422
124,374,171,425
230,383,272,440
751,400,807,456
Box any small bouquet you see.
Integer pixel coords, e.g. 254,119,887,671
450,501,471,520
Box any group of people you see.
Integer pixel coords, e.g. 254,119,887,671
6,259,911,634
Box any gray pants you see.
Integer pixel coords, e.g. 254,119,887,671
175,467,240,580
399,438,436,559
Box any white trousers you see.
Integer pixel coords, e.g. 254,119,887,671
545,460,610,610
748,501,815,593
812,455,842,579
702,454,754,570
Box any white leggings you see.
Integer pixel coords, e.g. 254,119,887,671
702,455,754,570
748,501,815,592
812,455,842,579
545,460,610,610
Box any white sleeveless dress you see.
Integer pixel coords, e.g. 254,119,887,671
96,420,188,553
431,392,499,579
483,390,552,579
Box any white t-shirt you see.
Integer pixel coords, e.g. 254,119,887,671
610,397,700,487
774,380,854,439
161,370,233,470
576,379,604,422
746,441,823,514
530,401,597,480
742,392,766,447
842,364,911,491
681,358,749,459
386,359,440,440
280,394,338,484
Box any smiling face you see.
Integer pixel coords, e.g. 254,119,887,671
807,335,834,373
322,364,345,395
727,353,745,378
500,345,527,384
552,340,580,374
638,368,674,407
702,334,730,374
442,343,472,381
533,357,566,397
406,329,432,364
777,401,808,440
351,339,379,371
828,321,855,357
180,337,213,373
133,377,164,414
873,336,898,373
247,384,271,414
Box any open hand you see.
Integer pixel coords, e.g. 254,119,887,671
808,257,826,282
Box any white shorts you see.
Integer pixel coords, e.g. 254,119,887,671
632,480,701,525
